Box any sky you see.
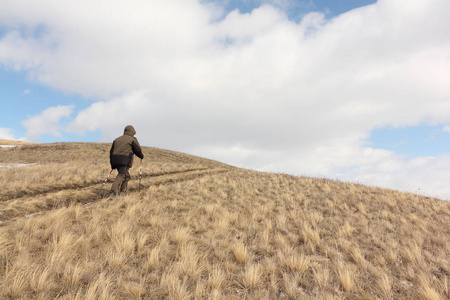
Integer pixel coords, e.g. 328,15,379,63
1,0,450,199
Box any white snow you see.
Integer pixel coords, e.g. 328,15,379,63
25,212,42,218
0,163,36,168
0,145,17,148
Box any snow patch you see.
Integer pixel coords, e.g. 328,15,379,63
0,163,36,168
0,145,17,148
25,212,42,218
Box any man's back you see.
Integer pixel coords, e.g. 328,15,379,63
110,125,144,169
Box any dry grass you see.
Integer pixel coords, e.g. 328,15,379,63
232,242,248,264
335,260,355,293
0,141,449,299
0,139,34,145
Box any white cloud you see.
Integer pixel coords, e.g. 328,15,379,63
0,128,16,140
339,153,450,200
0,128,27,141
22,105,74,141
1,0,450,198
67,91,152,141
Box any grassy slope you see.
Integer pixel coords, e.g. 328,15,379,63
0,142,449,299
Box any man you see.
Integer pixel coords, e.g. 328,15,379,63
110,125,144,197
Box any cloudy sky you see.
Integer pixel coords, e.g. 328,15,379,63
1,0,450,199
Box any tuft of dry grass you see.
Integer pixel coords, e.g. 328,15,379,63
301,221,321,247
377,272,392,299
417,273,441,300
335,260,355,293
278,247,310,274
242,263,262,290
208,265,226,290
232,241,248,264
160,269,191,300
171,227,192,245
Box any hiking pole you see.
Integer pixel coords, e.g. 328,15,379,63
96,169,113,197
139,159,143,192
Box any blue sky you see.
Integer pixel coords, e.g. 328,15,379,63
370,125,450,158
211,0,377,19
1,0,450,199
0,68,99,142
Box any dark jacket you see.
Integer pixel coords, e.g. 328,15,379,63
110,125,144,169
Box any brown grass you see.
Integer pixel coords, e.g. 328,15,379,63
0,141,449,299
0,139,34,145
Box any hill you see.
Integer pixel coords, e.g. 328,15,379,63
0,141,449,299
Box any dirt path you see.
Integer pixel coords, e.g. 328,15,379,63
0,167,213,201
0,167,229,224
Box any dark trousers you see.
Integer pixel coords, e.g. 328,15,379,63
111,166,130,195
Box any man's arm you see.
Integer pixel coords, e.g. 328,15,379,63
110,141,115,167
131,138,144,159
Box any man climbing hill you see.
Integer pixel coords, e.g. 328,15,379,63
110,125,144,197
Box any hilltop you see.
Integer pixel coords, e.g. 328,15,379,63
0,139,34,145
0,141,449,299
